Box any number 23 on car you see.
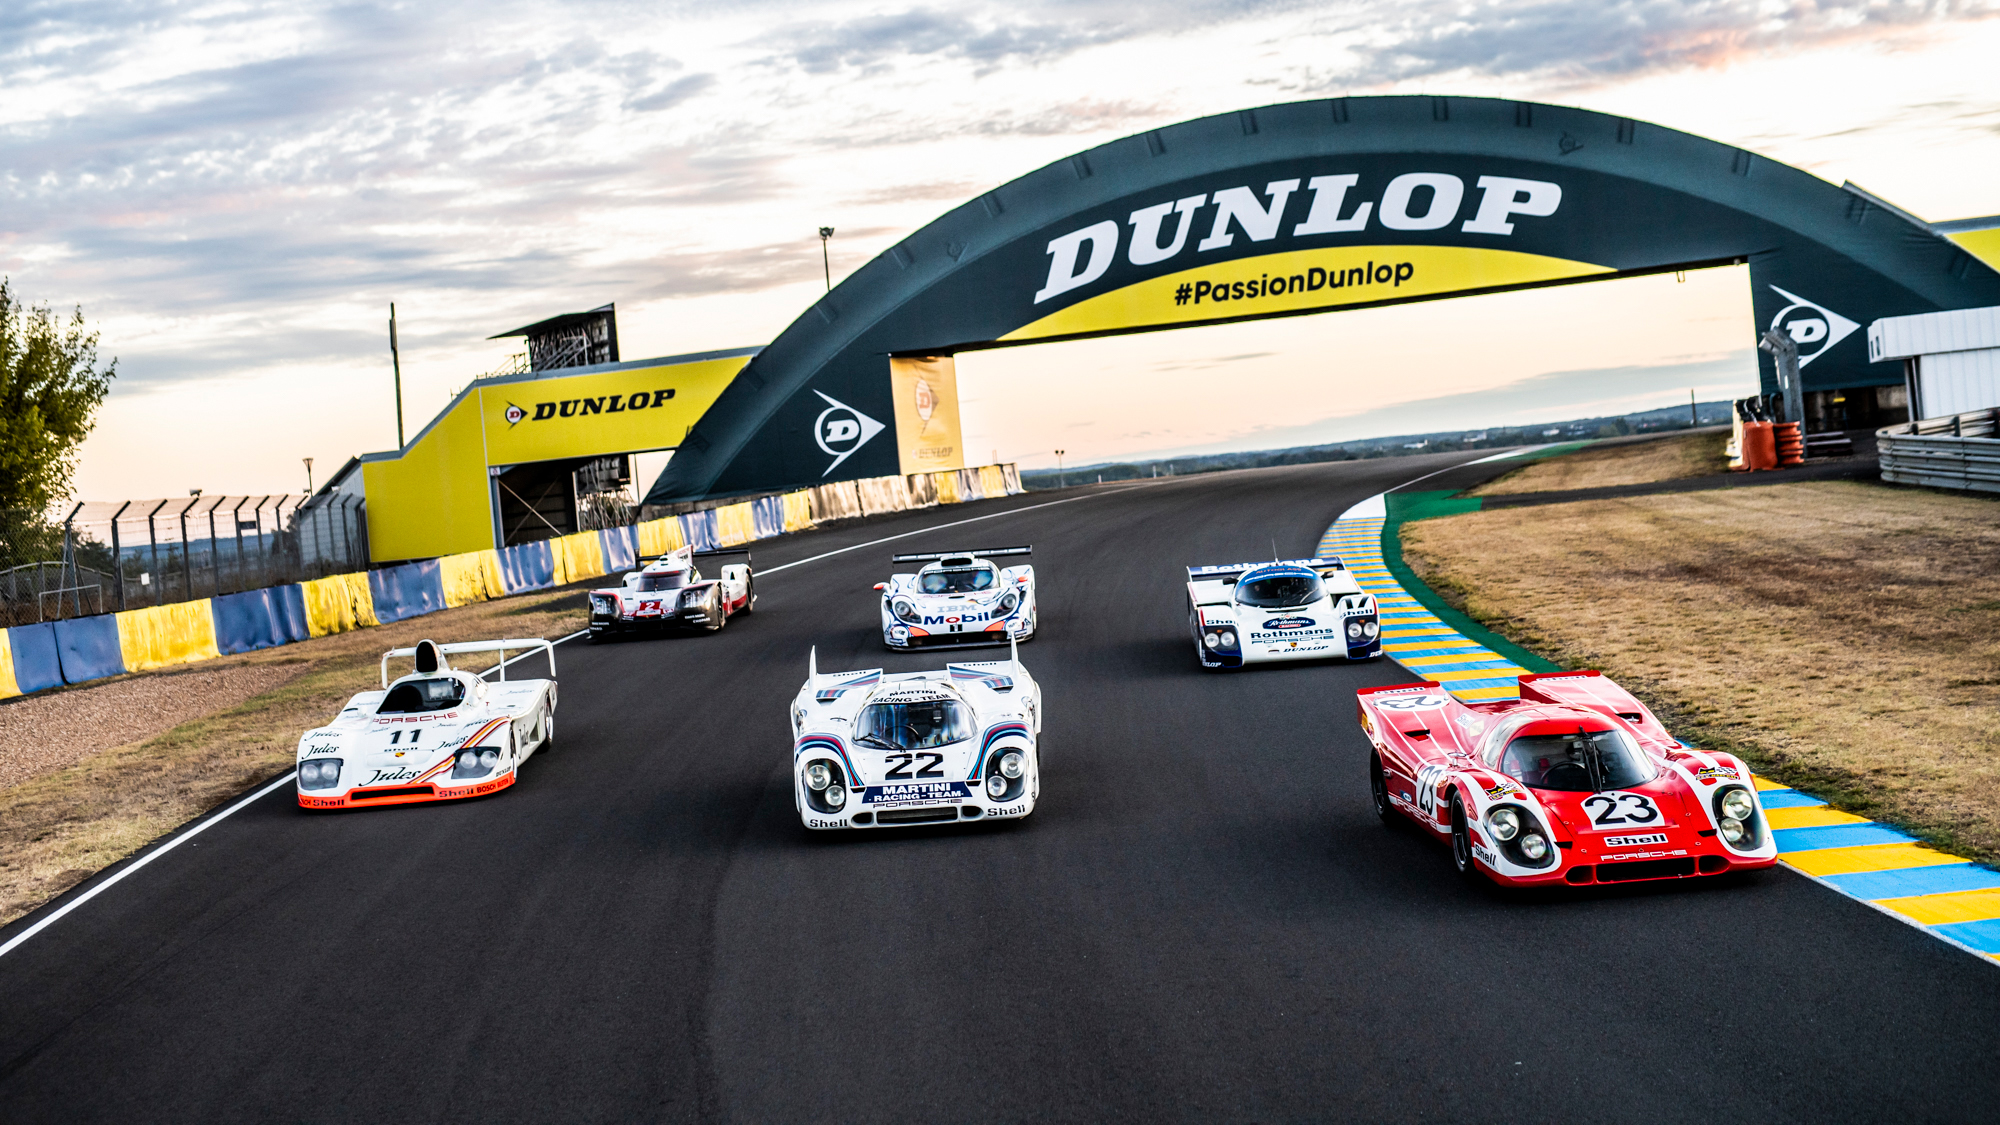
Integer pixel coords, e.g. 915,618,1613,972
1355,671,1777,888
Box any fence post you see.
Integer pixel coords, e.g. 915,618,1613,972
146,500,168,606
110,501,131,611
206,498,223,597
231,496,248,594
178,499,196,602
339,497,355,569
62,502,83,618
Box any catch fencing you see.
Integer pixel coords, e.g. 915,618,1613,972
0,464,1023,699
1877,409,2000,494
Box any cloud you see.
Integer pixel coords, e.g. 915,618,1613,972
628,73,716,112
754,7,1129,75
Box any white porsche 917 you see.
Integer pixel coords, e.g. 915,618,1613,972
587,546,753,641
875,546,1036,650
1186,557,1381,669
296,638,557,809
790,641,1041,830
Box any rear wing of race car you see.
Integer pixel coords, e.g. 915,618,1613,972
1186,556,1346,582
381,638,558,686
890,546,1031,563
639,547,752,565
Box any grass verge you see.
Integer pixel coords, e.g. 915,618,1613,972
0,590,588,928
1468,430,1728,496
1401,480,2000,865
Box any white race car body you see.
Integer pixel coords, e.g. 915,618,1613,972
1186,557,1381,668
790,644,1042,830
296,639,557,809
877,546,1036,650
588,546,752,641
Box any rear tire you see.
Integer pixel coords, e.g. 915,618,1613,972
740,577,755,614
1369,753,1392,824
705,588,726,633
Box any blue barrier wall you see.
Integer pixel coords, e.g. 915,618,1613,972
751,496,784,540
212,587,313,655
368,560,447,624
600,526,637,573
681,509,720,552
53,615,126,684
8,623,64,694
496,540,555,593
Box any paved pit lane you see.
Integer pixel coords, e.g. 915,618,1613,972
2,453,1997,1122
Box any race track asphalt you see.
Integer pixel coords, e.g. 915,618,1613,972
2,452,1997,1123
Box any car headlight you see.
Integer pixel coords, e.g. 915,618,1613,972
998,590,1020,614
1346,621,1364,639
1520,833,1549,860
891,597,916,621
459,751,478,770
1362,620,1379,637
1721,787,1755,821
805,762,832,791
1203,631,1221,649
298,758,344,790
1219,629,1237,648
986,774,1008,798
1487,806,1521,841
999,751,1024,779
1720,817,1746,844
824,784,846,809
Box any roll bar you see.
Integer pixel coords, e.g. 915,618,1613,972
381,638,558,686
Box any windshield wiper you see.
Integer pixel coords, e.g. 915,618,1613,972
1579,725,1609,792
853,734,896,749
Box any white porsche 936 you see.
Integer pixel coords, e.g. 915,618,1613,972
1186,557,1381,669
296,638,557,810
789,641,1041,830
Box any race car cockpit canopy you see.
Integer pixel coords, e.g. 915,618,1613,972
919,565,996,594
855,692,976,749
1493,720,1657,792
379,676,467,714
1234,566,1324,609
636,570,690,591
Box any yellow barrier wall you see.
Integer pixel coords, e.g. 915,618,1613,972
550,532,606,586
637,517,686,556
781,490,816,531
115,601,224,673
439,550,502,607
979,465,1008,497
0,630,18,699
302,572,379,637
931,471,962,505
714,502,756,547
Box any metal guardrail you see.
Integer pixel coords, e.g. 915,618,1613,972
1878,408,2000,494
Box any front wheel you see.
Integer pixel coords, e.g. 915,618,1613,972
1369,753,1392,824
1450,795,1480,883
705,588,727,633
740,577,755,614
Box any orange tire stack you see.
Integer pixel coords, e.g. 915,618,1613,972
1742,421,1779,471
1774,422,1804,466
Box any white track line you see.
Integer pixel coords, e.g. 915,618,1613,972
1,491,1128,958
0,770,299,959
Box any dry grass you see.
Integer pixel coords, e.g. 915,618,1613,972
1402,481,2000,862
1469,430,1729,496
0,590,587,926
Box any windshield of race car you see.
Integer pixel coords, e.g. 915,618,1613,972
1497,729,1656,792
1235,571,1323,608
919,567,996,594
379,676,466,714
855,698,975,749
639,571,689,591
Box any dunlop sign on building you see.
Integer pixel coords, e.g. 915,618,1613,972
361,348,756,562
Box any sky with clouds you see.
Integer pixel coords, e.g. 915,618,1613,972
4,0,1998,499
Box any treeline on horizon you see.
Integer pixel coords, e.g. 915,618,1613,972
1020,400,1735,489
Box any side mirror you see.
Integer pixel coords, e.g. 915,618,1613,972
872,583,887,591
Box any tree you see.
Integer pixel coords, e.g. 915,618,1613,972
0,278,117,514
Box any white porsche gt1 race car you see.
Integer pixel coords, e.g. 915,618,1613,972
588,546,753,641
296,638,557,809
789,641,1042,830
1186,557,1380,669
876,546,1036,650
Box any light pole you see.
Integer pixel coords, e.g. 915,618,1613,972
1055,450,1065,489
819,227,835,290
389,303,405,447
303,457,315,494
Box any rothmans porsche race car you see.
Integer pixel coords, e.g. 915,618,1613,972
588,546,752,641
875,546,1036,650
789,640,1041,830
1357,670,1779,887
1187,557,1379,669
296,638,557,809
